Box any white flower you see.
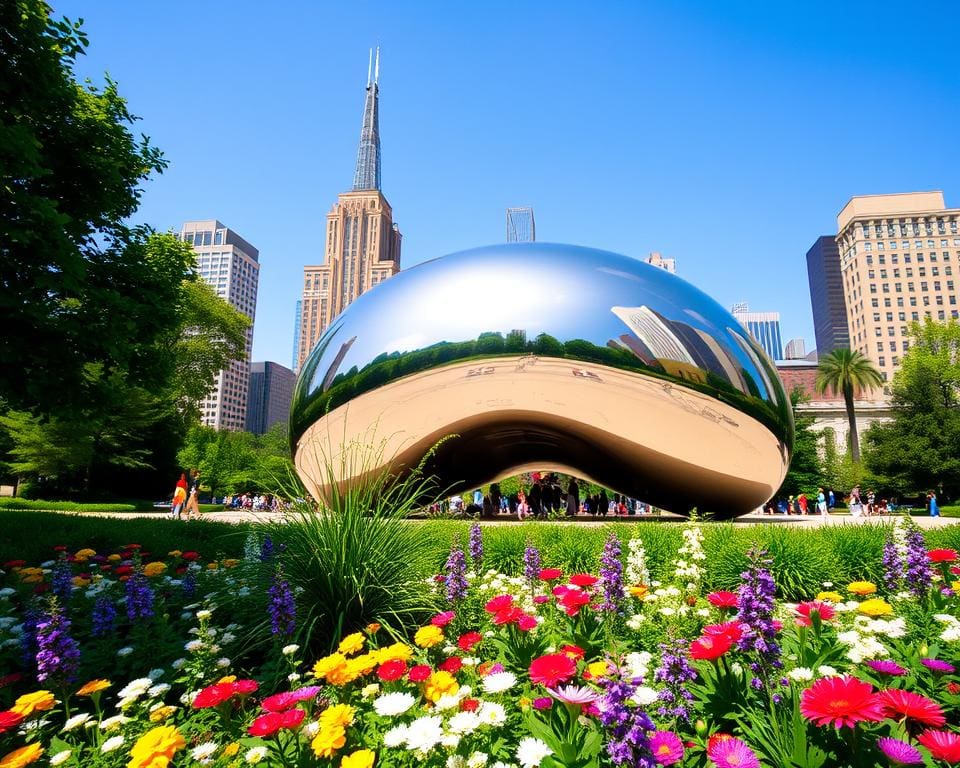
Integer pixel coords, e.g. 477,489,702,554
441,733,461,749
303,720,320,738
282,644,300,656
477,701,506,726
118,678,152,698
374,691,417,717
185,640,204,652
447,711,481,734
630,686,658,706
191,742,218,761
434,693,461,711
448,756,467,768
382,724,410,748
787,667,813,682
481,671,517,694
405,715,444,752
99,715,131,731
361,683,380,699
50,750,72,766
245,746,269,764
147,668,165,681
942,626,960,642
216,657,231,668
117,646,134,657
101,735,125,752
148,683,171,699
626,614,646,630
468,752,489,768
197,609,212,620
817,665,839,677
62,713,91,731
287,672,302,684
221,632,236,644
171,658,186,670
516,737,552,768
491,762,513,768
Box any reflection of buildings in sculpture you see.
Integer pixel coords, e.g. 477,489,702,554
292,300,302,370
643,251,677,274
731,303,783,361
321,336,358,391
506,207,536,242
610,305,695,366
297,48,402,370
727,329,780,403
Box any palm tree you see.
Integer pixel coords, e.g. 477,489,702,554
815,349,884,463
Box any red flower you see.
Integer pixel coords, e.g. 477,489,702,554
432,611,456,627
439,657,463,674
928,549,959,563
517,614,537,631
3,560,26,568
248,708,305,737
457,632,482,652
181,551,200,561
561,645,585,660
529,653,577,687
192,682,237,709
879,689,946,727
533,595,550,604
690,633,734,661
484,595,514,613
53,545,68,552
0,673,23,689
0,710,25,734
560,590,591,616
114,565,134,577
493,606,524,625
460,698,479,712
121,544,142,550
408,665,432,682
377,659,408,682
538,568,563,581
948,682,960,696
795,601,836,627
569,573,599,587
232,679,259,695
918,730,960,762
703,622,744,644
706,591,739,608
800,676,885,728
261,692,299,713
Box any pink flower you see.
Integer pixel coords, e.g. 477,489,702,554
707,736,760,768
706,591,738,609
649,731,684,765
546,685,598,706
431,611,456,627
800,676,885,728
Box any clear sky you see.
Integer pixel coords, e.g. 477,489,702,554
52,0,960,368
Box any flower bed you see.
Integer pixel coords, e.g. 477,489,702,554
2,518,960,766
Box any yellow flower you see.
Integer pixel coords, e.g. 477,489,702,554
148,705,177,722
347,653,378,678
338,632,366,656
816,591,844,603
587,661,611,679
326,665,360,686
414,625,444,648
126,725,185,768
0,743,44,768
217,675,237,684
341,749,376,768
74,548,97,561
108,554,122,562
375,643,412,663
319,703,355,729
311,725,346,758
71,576,90,587
366,622,382,634
847,581,877,596
313,653,348,681
628,585,649,599
206,562,218,570
424,671,459,703
953,581,960,593
11,690,55,717
858,598,894,617
222,743,240,757
167,550,182,558
143,562,167,577
76,679,111,697
519,696,532,711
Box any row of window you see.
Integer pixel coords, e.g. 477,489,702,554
865,252,956,265
864,239,960,251
852,309,960,349
858,219,959,238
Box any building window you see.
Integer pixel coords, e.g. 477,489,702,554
879,357,886,366
876,342,883,352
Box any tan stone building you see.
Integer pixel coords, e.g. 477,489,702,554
836,191,960,383
296,49,401,370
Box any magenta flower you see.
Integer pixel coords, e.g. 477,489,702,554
546,685,599,706
876,737,923,766
708,737,761,768
649,731,684,765
866,659,907,676
291,685,321,702
532,697,553,710
921,658,956,674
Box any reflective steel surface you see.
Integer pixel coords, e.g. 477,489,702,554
291,243,793,518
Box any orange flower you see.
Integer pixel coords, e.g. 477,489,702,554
76,679,111,697
0,743,43,768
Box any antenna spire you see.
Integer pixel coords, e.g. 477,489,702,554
374,46,380,84
367,49,373,86
353,48,382,191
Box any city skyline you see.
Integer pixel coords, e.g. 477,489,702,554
50,1,960,368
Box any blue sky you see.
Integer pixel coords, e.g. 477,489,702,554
52,0,960,367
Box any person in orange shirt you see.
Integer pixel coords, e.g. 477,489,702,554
171,473,188,520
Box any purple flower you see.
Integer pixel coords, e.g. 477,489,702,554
736,547,782,690
469,523,483,568
20,603,40,669
523,543,542,584
708,737,760,768
599,533,625,613
181,570,197,600
260,536,275,563
91,596,116,637
51,556,73,606
533,696,553,710
444,544,468,603
653,637,696,725
268,571,296,637
865,659,907,676
921,657,956,674
125,565,154,621
904,526,932,597
876,737,923,766
35,601,80,686
598,671,656,768
882,539,901,592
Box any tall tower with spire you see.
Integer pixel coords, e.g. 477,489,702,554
297,48,402,370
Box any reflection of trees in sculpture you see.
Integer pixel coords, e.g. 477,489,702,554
291,330,793,449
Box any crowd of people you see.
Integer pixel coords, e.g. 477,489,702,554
167,469,286,519
763,485,942,517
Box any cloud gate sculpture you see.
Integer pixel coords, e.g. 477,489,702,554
290,244,793,518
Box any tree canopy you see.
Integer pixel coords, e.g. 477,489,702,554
815,348,883,462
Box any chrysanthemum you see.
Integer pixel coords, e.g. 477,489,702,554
706,736,760,768
0,743,44,767
340,749,376,768
337,632,366,655
649,731,684,765
858,599,893,617
921,658,956,674
529,654,577,687
847,581,878,596
799,675,885,728
373,692,416,717
481,672,517,695
403,715,444,752
414,625,444,649
928,549,959,563
447,711,481,735
917,729,960,762
795,601,836,626
865,659,907,676
546,685,598,706
706,591,738,609
516,737,552,768
880,689,946,727
876,736,924,765
690,633,734,661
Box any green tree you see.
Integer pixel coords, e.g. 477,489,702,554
864,319,960,500
776,387,822,497
820,428,863,496
815,349,883,463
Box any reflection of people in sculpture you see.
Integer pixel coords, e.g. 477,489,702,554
528,479,542,518
566,479,579,516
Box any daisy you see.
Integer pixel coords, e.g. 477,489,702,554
481,672,517,695
516,737,552,768
373,692,416,717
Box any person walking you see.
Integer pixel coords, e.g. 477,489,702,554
797,492,808,515
170,473,188,520
184,468,202,521
929,491,940,518
817,487,828,516
566,478,580,516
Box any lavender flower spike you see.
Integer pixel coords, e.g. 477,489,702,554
736,547,782,691
469,522,484,569
445,543,469,602
36,601,81,686
523,542,542,584
268,570,297,637
599,533,625,612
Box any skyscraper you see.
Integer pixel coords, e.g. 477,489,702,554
731,303,783,361
246,362,296,435
835,191,960,382
806,235,848,355
643,252,677,274
297,48,402,370
784,338,807,359
292,300,302,371
506,207,535,242
178,220,259,431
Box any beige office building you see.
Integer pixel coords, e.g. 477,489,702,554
296,49,401,370
178,220,259,431
836,191,960,382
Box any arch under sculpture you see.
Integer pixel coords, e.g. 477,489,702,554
290,244,793,519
